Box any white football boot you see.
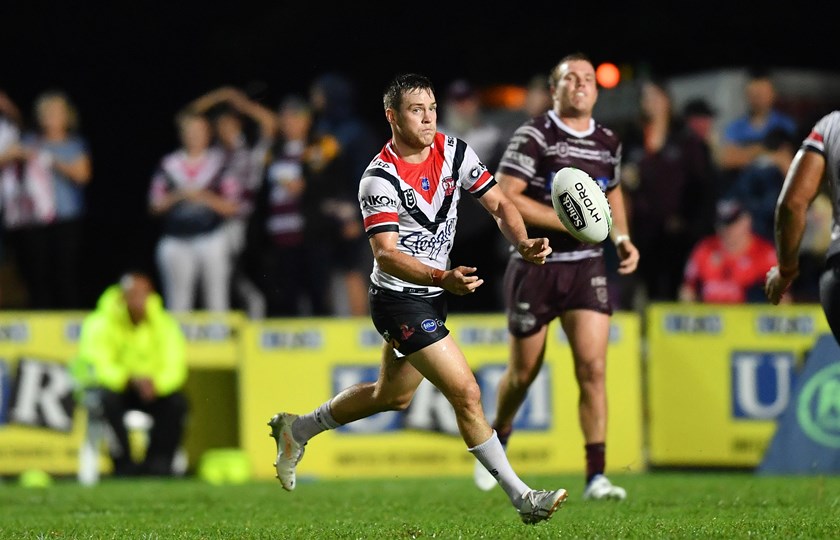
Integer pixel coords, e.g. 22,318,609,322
582,474,626,501
518,488,568,524
268,412,306,491
473,459,498,491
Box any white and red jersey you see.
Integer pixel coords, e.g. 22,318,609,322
802,111,840,259
359,132,495,295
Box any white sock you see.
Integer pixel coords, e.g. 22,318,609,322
291,401,342,444
469,430,530,507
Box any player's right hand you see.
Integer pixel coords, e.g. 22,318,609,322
442,266,484,296
765,265,797,305
518,237,551,265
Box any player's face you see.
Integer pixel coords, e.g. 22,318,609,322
390,88,437,149
180,116,211,152
554,60,598,116
37,98,70,133
746,79,775,114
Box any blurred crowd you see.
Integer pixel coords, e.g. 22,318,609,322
0,68,832,316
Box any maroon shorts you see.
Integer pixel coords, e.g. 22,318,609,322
503,256,612,337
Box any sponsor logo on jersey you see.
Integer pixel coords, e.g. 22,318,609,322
470,162,487,179
361,194,397,208
421,177,430,191
559,191,586,230
421,319,437,332
400,218,456,259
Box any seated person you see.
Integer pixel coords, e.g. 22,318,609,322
679,200,778,304
73,272,188,476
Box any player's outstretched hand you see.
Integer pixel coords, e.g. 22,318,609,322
441,266,484,296
765,265,797,305
518,238,552,265
616,239,640,275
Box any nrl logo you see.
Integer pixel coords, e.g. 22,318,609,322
403,188,416,209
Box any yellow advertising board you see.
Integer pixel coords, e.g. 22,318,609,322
239,313,643,481
646,303,830,467
0,312,87,474
0,311,242,476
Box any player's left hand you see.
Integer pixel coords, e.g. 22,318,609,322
616,238,639,274
518,238,551,265
765,265,797,305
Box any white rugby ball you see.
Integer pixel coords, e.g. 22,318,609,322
550,167,612,244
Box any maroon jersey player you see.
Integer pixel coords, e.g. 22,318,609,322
474,53,640,501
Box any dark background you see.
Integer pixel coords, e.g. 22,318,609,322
2,1,835,306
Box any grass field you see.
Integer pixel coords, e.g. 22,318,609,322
1,472,839,539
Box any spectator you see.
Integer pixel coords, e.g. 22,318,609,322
439,79,506,312
621,80,713,305
309,73,380,316
251,95,331,316
523,74,553,119
186,86,277,318
718,69,797,187
0,90,22,307
6,91,91,309
72,272,188,476
726,127,797,242
149,110,240,312
679,200,777,303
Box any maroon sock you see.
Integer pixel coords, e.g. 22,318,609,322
494,425,513,448
585,442,606,484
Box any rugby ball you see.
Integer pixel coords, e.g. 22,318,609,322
551,167,612,244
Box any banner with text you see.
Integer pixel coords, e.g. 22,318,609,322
239,313,643,480
646,303,830,467
0,311,242,475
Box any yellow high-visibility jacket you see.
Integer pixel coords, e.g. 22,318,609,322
74,285,187,396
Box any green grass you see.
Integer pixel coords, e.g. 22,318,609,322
1,472,839,539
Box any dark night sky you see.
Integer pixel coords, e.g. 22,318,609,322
2,1,835,304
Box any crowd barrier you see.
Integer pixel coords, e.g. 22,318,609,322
0,304,832,479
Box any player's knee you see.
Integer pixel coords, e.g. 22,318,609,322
375,389,414,412
448,381,482,414
510,366,540,389
387,392,414,412
576,359,606,385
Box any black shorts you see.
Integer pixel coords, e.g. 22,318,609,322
820,254,840,343
503,256,612,337
369,286,450,356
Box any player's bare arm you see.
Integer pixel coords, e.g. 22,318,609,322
369,231,483,295
606,186,639,274
766,149,825,304
496,171,569,232
477,183,551,265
